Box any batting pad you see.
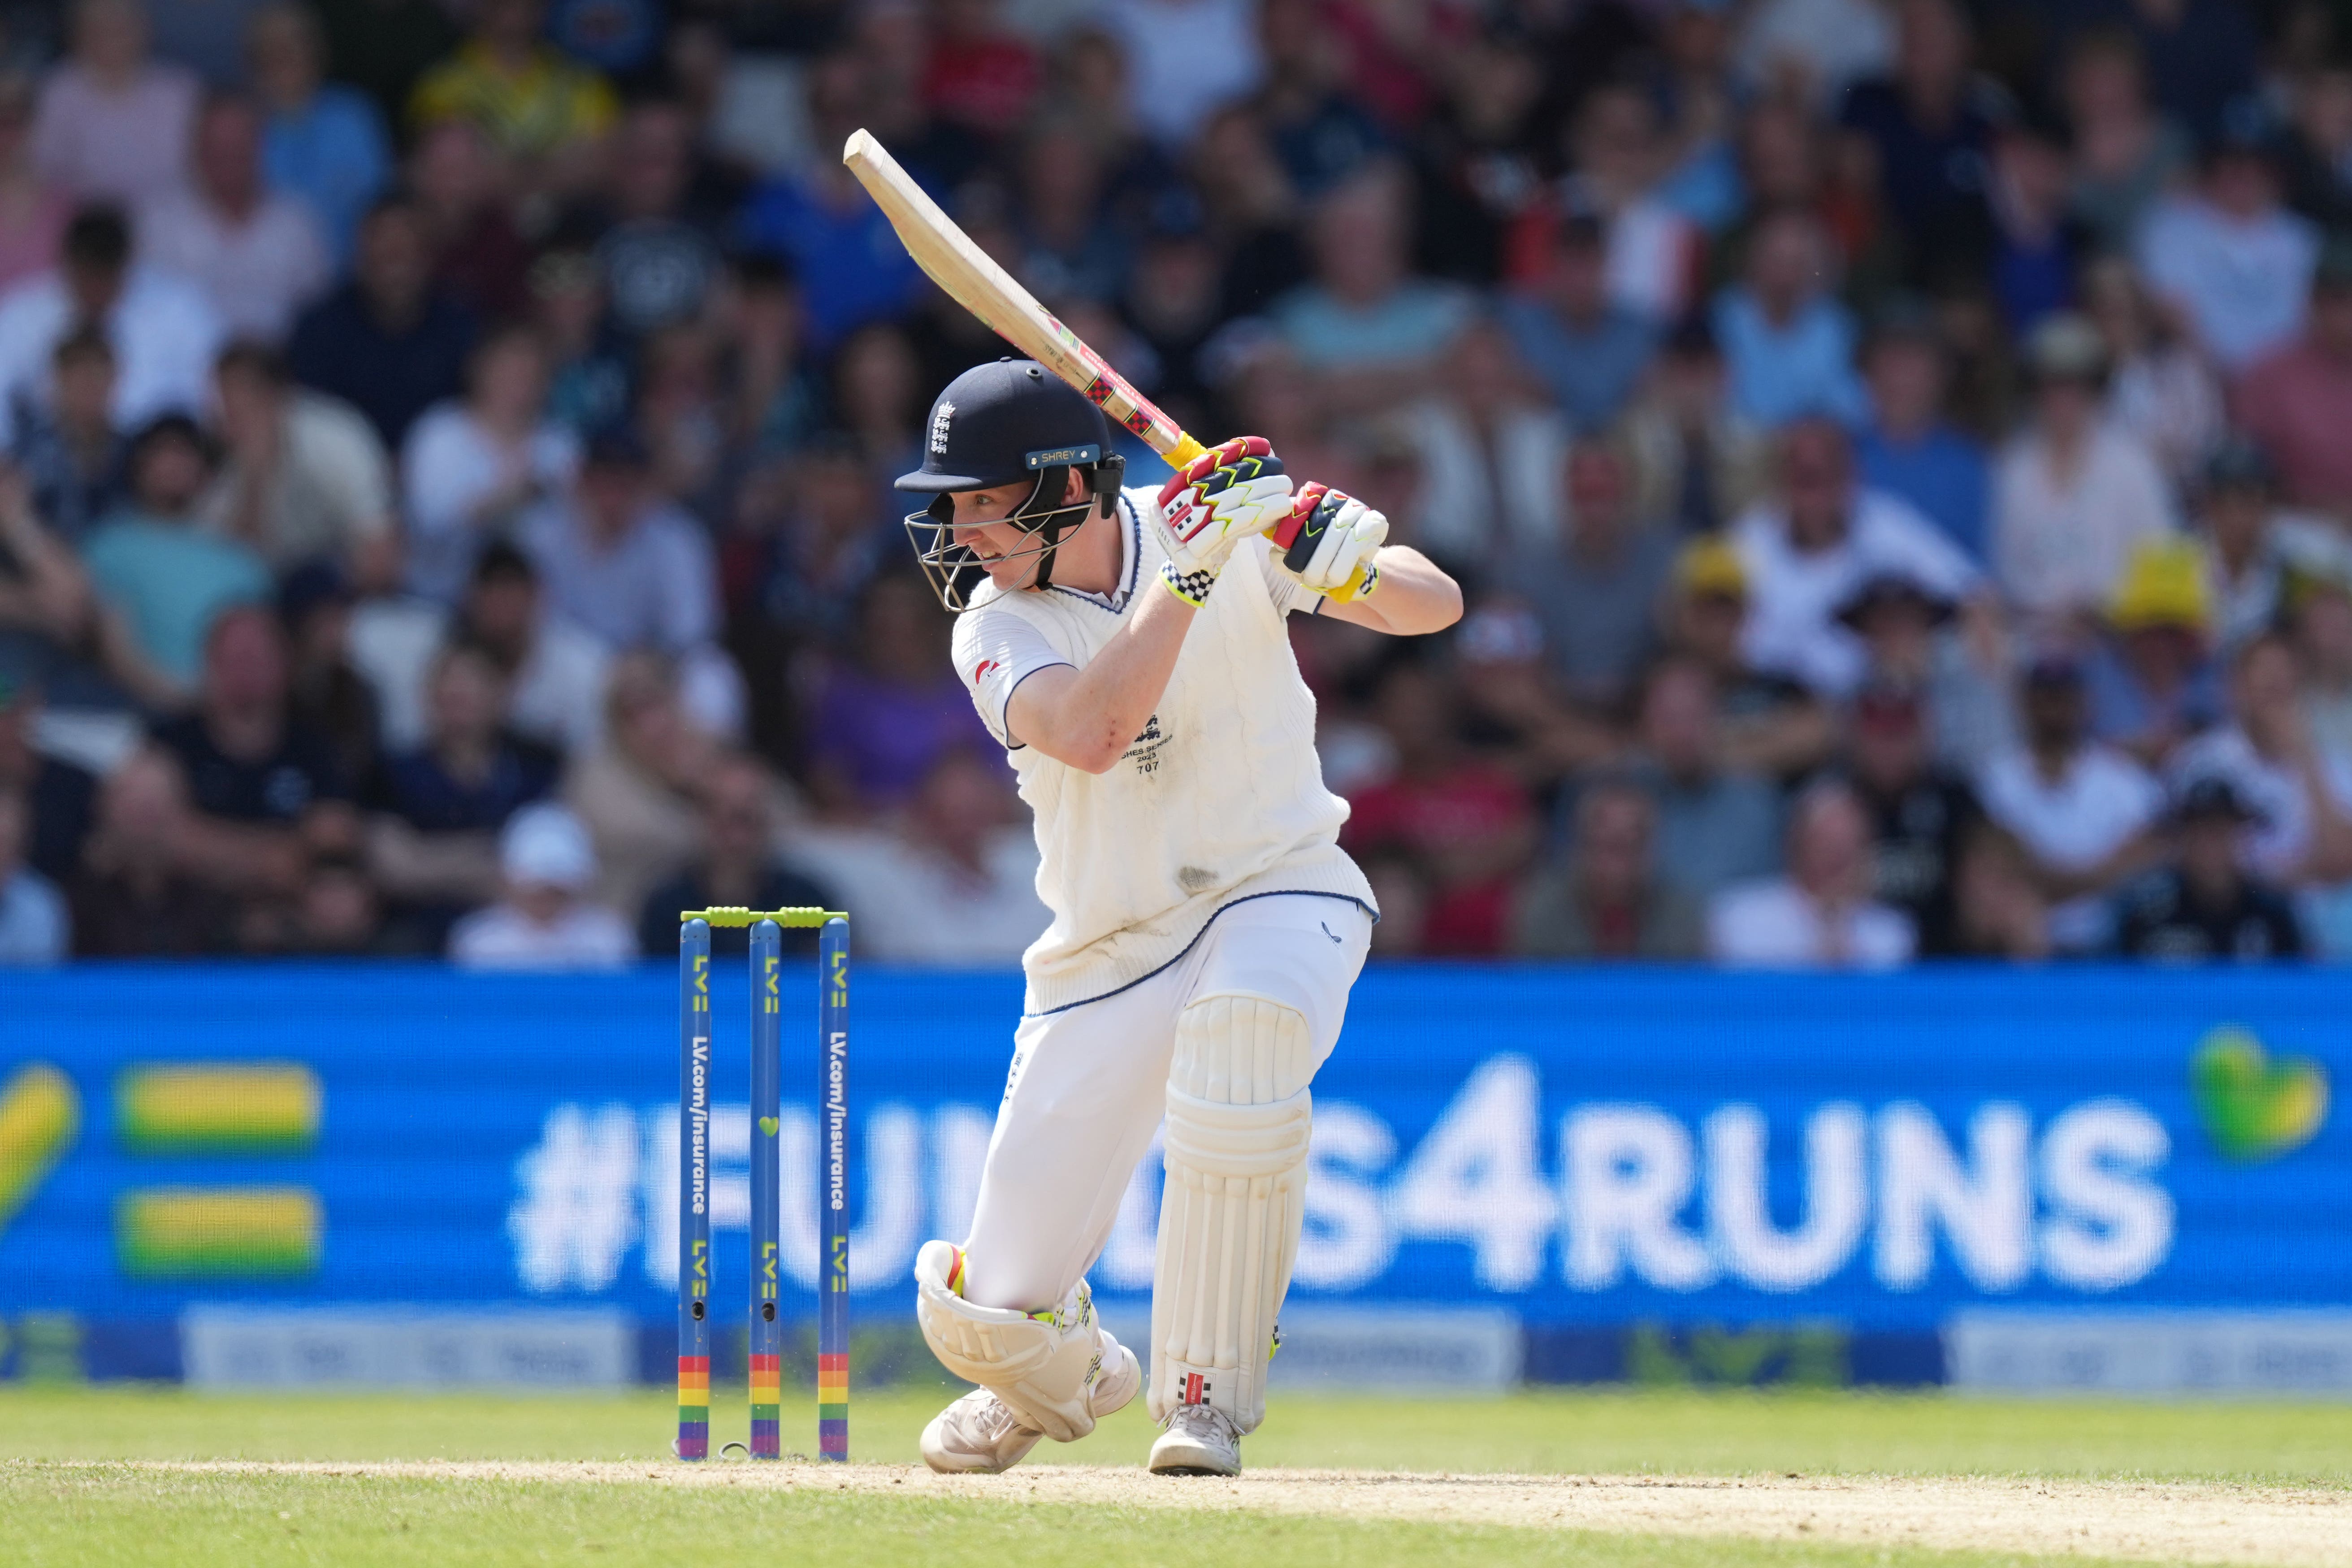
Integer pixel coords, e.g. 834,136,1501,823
913,1239,1123,1442
1148,993,1315,1434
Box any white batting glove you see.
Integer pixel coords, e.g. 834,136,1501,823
1155,437,1292,604
1270,483,1386,601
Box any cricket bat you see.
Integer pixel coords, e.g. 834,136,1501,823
842,128,1371,599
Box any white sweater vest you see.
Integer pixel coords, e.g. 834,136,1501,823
949,489,1376,1013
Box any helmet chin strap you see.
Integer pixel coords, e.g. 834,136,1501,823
1015,466,1076,592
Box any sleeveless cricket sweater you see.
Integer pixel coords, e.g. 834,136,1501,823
950,487,1377,1014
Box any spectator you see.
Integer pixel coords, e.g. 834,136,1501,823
2235,239,2352,520
200,341,396,586
64,746,229,955
286,194,476,450
806,571,994,818
923,0,1042,142
0,783,64,962
1853,299,1990,561
32,0,199,208
11,329,129,545
732,54,926,353
0,459,95,682
1271,162,1470,411
1497,208,1655,437
448,800,634,969
2062,27,2193,255
364,640,559,947
1737,0,1892,109
1512,776,1704,959
350,540,610,759
2115,773,2304,960
594,98,720,337
637,751,832,958
0,675,96,885
2169,633,2352,888
1096,0,1263,149
1342,655,1536,954
139,92,330,342
0,74,72,296
401,324,579,605
1662,537,1834,780
516,426,734,732
2084,536,2223,766
1567,80,1702,324
1945,821,2051,959
529,242,630,438
2075,0,2259,147
1709,776,1915,968
2192,440,2351,655
2082,251,2223,491
565,650,716,920
1522,437,1674,708
1620,316,1771,537
720,253,819,460
2136,130,2318,375
1710,206,1867,428
408,0,616,190
0,204,226,447
1976,652,2164,952
791,748,1048,964
1983,113,2082,335
1729,416,1976,697
1833,566,2009,765
2297,572,2352,762
1627,655,1785,900
81,413,269,701
277,560,378,788
248,2,390,264
1847,680,1980,953
1447,598,1621,794
408,117,531,323
1402,315,1571,576
1990,312,2173,624
1014,113,1130,304
1835,0,2000,258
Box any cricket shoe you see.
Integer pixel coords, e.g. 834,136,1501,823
1148,1402,1241,1477
920,1390,1044,1474
920,1340,1142,1475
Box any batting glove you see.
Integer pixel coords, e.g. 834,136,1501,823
1270,483,1386,601
1156,437,1291,603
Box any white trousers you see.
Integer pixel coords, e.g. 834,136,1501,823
958,894,1373,1312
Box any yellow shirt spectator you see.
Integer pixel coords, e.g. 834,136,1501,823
409,40,616,159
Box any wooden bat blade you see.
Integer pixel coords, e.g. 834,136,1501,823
841,127,1202,467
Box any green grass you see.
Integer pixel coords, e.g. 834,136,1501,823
4,1384,2350,1486
7,1386,2346,1567
1,1464,2168,1568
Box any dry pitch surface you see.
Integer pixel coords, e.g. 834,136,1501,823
10,1387,2352,1567
77,1457,2352,1567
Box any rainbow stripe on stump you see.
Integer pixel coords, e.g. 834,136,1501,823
749,1354,781,1458
676,1355,710,1459
818,1352,849,1460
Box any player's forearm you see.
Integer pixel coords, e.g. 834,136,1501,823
1008,584,1196,773
1319,548,1460,636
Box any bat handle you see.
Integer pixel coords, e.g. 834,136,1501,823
1322,563,1374,603
1165,433,1209,469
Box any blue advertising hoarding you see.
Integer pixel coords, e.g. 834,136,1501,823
0,965,2343,1381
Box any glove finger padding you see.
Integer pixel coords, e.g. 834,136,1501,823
1272,483,1388,595
1155,436,1293,584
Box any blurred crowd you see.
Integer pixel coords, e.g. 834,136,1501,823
2,0,2351,969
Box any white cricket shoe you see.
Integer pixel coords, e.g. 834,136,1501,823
920,1339,1143,1475
1148,1403,1241,1477
921,1389,1043,1474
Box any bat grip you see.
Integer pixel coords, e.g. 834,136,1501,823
1322,563,1374,603
1165,433,1208,469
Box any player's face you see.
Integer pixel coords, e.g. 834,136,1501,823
949,482,1045,589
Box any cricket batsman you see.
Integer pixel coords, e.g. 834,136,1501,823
896,358,1461,1476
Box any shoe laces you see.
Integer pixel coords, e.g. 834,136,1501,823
1164,1402,1239,1445
968,1393,1034,1443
